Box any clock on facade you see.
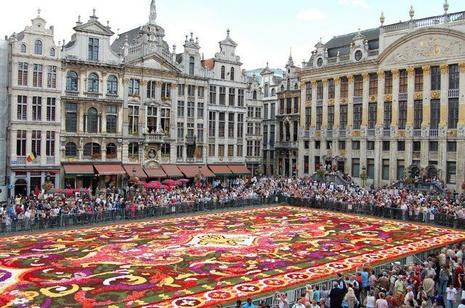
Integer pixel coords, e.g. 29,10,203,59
354,50,363,61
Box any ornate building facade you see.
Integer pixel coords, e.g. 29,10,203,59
0,39,8,201
299,4,465,191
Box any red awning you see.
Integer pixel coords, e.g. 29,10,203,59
208,165,233,176
199,165,215,178
161,165,183,178
123,165,147,179
144,168,167,178
178,165,202,178
94,164,127,176
228,164,251,175
63,164,94,176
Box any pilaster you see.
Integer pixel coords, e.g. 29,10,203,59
334,77,341,129
391,69,399,127
311,81,317,128
347,75,354,128
406,66,415,128
376,70,385,128
322,79,329,129
361,72,369,127
421,65,431,128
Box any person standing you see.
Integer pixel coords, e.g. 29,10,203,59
446,282,457,308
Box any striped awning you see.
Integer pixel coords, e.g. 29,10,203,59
228,164,251,175
208,165,233,176
123,165,147,179
63,164,94,176
199,165,215,178
144,168,167,178
161,165,183,178
178,165,202,178
94,164,127,176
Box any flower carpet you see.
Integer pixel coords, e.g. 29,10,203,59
1,206,464,307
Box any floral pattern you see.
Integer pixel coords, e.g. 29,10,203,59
0,206,464,307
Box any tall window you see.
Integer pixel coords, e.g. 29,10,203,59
147,106,157,133
382,159,390,180
177,145,184,159
34,40,42,55
161,82,171,99
328,79,335,99
353,104,362,129
399,70,408,93
46,131,55,157
431,66,441,90
238,89,244,107
32,64,43,87
65,103,77,132
208,111,216,137
414,68,423,92
106,105,118,133
128,143,139,160
197,102,204,118
368,102,377,129
219,87,226,105
16,130,27,156
219,112,225,137
189,56,195,75
228,113,235,138
316,106,323,130
447,162,456,184
414,100,422,129
65,143,77,157
448,98,459,129
106,143,117,159
237,114,244,138
128,105,139,134
88,37,99,61
398,101,407,129
47,66,57,88
32,96,42,121
317,81,323,100
87,73,99,93
228,88,235,106
221,65,225,79
31,130,41,157
328,106,334,129
369,74,377,96
384,71,392,94
198,86,204,98
367,159,375,179
177,101,185,117
160,108,170,133
178,84,185,96
352,158,360,177
20,43,27,53
247,141,253,156
340,77,348,98
187,101,195,118
187,85,195,97
17,96,27,120
66,71,78,91
107,75,118,95
50,48,56,57
340,105,348,128
305,107,311,130
18,62,28,86
230,67,235,81
197,123,204,143
83,143,101,158
209,86,217,104
354,75,363,97
86,107,98,133
128,79,140,96
46,97,56,121
383,102,392,128
449,64,459,89
147,80,156,98
430,100,440,129
305,82,312,101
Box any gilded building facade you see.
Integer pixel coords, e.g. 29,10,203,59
299,5,465,191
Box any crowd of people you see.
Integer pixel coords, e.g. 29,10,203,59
1,176,465,231
239,245,465,308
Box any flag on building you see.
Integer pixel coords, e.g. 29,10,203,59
26,152,36,162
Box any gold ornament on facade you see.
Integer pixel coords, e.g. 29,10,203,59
362,72,369,80
377,70,384,78
334,77,340,86
322,79,328,87
384,94,393,102
347,75,354,82
415,92,423,100
315,131,321,138
398,130,405,138
391,69,399,78
328,98,335,105
311,80,317,87
340,98,347,104
421,65,430,74
440,64,449,74
459,63,465,73
406,66,415,76
448,129,458,138
431,90,440,99
352,130,361,137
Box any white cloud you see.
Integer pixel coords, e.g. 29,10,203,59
339,0,369,9
296,8,326,22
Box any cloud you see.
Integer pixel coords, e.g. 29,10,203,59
296,8,326,22
339,0,369,9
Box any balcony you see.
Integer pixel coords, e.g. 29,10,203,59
46,156,55,165
383,128,391,138
15,156,27,165
32,157,41,165
384,11,465,33
398,93,407,101
353,96,362,103
429,129,439,137
85,92,101,98
64,90,79,97
367,129,376,137
275,141,298,149
413,129,422,137
326,129,333,138
449,88,459,98
185,136,196,145
339,128,347,138
316,98,323,106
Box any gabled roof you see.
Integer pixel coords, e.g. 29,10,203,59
219,30,237,47
325,28,379,49
73,17,114,37
111,27,140,53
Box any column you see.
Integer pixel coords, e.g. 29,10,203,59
439,64,449,183
347,75,354,128
310,81,317,128
322,79,329,130
376,70,385,128
391,69,399,127
456,63,465,191
458,63,465,127
421,65,431,168
334,77,341,129
406,66,415,128
361,72,369,127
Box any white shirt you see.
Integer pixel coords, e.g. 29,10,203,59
446,287,457,301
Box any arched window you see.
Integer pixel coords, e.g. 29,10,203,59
34,40,42,55
66,71,79,92
128,142,139,160
189,56,195,75
65,142,77,157
21,43,27,53
294,83,299,90
87,73,99,93
253,90,257,100
221,66,225,79
264,84,269,97
280,85,285,92
106,143,117,159
87,107,98,133
230,67,235,81
83,143,101,158
271,88,276,96
107,75,118,95
50,48,56,57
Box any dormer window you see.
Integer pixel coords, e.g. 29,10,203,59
317,57,323,67
189,56,195,75
20,43,27,53
50,48,56,57
230,67,235,81
88,38,99,61
34,40,42,55
221,66,226,79
354,50,363,62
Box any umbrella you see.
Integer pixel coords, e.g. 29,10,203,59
147,181,162,189
162,179,177,186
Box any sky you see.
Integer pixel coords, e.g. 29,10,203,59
0,0,462,69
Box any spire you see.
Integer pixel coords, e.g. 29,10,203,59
380,11,385,26
409,5,415,20
37,8,41,17
288,48,294,67
444,0,449,15
149,0,157,25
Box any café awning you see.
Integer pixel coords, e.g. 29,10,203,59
123,164,147,179
178,165,202,178
199,165,215,178
63,164,94,176
144,167,167,178
94,164,127,176
228,164,251,175
208,165,233,176
161,164,183,178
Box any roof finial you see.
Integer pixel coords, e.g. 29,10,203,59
190,32,194,41
409,5,415,20
380,11,385,25
78,15,81,22
266,61,269,68
149,0,157,24
92,8,96,17
227,29,230,37
444,0,449,15
37,8,41,16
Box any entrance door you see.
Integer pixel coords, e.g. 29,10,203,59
337,161,345,173
14,179,27,197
